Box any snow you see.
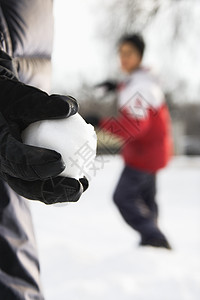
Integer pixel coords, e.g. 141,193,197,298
30,155,200,300
22,113,97,178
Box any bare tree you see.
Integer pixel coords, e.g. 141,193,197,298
95,0,161,46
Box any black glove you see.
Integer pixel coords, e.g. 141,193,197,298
0,52,88,204
95,80,118,92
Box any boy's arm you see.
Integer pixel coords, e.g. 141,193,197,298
100,109,150,142
100,78,163,142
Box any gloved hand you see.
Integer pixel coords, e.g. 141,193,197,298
95,80,118,92
85,114,100,127
0,55,88,204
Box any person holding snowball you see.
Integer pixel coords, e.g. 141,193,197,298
0,1,88,299
94,34,173,249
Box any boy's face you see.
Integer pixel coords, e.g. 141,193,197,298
119,43,142,73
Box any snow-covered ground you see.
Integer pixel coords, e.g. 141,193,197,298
30,155,200,300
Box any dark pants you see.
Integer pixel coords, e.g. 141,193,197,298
0,179,44,300
113,165,163,239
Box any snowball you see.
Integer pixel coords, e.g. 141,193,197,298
22,113,97,179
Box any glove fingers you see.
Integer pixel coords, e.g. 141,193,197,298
5,174,84,204
9,93,79,129
18,94,79,123
0,114,66,180
1,79,79,128
42,176,83,204
79,177,89,192
50,95,79,118
0,134,65,181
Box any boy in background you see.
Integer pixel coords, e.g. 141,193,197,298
95,34,173,249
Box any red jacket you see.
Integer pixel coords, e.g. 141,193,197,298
100,68,173,173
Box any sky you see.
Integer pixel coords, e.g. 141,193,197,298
52,0,108,93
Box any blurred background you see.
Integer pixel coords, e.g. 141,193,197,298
31,1,200,299
52,0,200,156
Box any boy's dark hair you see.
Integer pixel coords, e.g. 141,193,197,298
119,33,145,58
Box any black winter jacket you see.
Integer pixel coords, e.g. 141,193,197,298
0,0,54,91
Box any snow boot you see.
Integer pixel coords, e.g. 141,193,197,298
140,232,172,250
